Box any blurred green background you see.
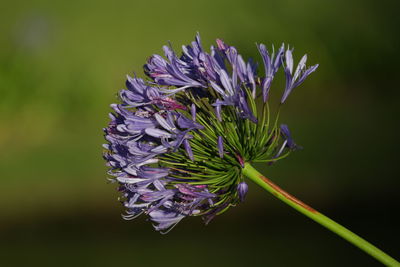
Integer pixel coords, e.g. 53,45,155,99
1,0,399,266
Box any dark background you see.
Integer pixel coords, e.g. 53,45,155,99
1,0,399,266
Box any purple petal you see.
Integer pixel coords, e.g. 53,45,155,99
116,176,148,184
273,43,285,70
215,104,222,121
119,90,145,106
292,64,319,88
124,114,157,129
183,139,194,161
293,54,307,81
257,43,283,103
257,44,271,73
262,77,272,102
149,210,185,232
177,114,204,130
141,189,174,202
236,55,247,82
163,45,176,62
145,128,172,138
152,97,186,110
176,184,215,198
219,70,234,96
246,63,256,98
280,124,298,149
191,104,196,121
210,81,226,96
217,136,224,158
281,68,294,104
216,39,228,51
138,167,169,179
285,49,294,74
154,113,175,132
238,91,257,123
126,75,146,94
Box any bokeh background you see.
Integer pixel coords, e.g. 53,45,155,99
1,0,399,266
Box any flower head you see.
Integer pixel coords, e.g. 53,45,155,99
103,33,318,233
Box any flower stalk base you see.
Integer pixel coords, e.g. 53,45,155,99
242,163,400,266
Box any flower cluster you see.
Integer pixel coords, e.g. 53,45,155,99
103,33,318,233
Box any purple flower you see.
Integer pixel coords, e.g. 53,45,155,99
280,124,298,150
103,33,317,233
145,44,206,93
237,56,257,98
281,50,319,103
210,71,257,123
257,43,285,102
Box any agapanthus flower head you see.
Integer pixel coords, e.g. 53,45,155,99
103,33,318,233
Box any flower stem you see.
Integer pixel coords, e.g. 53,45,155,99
242,163,400,266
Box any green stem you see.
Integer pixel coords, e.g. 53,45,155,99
242,163,400,267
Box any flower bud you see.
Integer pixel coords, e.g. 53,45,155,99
237,182,249,202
